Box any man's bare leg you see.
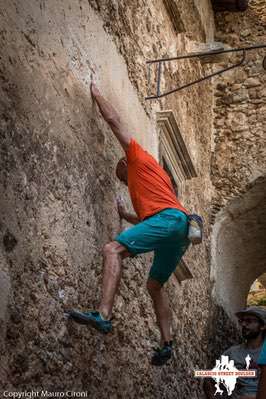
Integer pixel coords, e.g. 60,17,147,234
146,278,172,345
99,241,130,320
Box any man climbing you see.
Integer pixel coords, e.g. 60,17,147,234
69,83,191,366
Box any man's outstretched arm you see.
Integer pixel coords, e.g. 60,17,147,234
91,83,131,152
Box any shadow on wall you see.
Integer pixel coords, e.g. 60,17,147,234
207,303,241,366
211,175,266,320
206,176,266,364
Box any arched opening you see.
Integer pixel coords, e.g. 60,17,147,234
247,273,266,306
211,176,266,321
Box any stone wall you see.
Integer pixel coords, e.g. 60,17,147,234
209,0,266,363
0,1,214,397
212,1,266,217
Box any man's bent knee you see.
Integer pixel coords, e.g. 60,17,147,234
103,241,130,258
103,242,116,256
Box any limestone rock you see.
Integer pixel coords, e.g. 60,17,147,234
244,77,261,88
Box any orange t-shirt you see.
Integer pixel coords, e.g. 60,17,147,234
126,139,188,221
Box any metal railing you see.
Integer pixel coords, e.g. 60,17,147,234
145,44,266,100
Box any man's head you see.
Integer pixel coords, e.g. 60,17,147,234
116,157,128,185
236,307,266,340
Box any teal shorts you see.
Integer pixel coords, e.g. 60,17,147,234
115,208,190,285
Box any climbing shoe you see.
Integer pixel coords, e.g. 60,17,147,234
67,310,112,334
151,341,173,366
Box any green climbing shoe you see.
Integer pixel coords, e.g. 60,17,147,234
151,341,173,366
68,310,112,334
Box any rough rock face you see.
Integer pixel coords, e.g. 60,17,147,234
211,1,266,217
0,1,214,398
209,0,266,363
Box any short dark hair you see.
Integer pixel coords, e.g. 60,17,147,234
115,157,127,180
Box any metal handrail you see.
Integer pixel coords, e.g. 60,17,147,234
145,44,266,100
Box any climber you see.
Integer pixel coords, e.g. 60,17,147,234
68,82,192,366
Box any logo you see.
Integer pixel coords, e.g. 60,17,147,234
195,355,256,396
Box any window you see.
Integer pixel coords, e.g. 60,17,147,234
157,110,197,198
162,156,179,196
157,110,197,284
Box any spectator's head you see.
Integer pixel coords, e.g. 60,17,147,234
116,157,128,185
236,306,266,340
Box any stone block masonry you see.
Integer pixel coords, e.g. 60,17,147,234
209,0,266,366
0,1,214,397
